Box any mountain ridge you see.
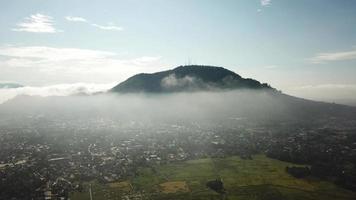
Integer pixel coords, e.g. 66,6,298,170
111,65,273,93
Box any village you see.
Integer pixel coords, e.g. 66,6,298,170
1,116,356,199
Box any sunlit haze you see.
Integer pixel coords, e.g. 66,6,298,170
1,0,356,105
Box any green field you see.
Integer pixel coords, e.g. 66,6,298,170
71,155,356,200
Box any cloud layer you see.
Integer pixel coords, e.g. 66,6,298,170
13,13,59,33
0,83,116,104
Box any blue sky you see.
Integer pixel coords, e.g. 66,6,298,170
0,0,356,103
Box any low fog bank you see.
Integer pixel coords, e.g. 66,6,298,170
1,90,355,125
0,83,116,104
287,84,356,107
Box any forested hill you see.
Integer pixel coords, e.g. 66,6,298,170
110,65,272,93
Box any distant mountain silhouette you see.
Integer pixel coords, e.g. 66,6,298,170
111,65,272,93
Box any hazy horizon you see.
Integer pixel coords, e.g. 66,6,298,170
1,0,356,105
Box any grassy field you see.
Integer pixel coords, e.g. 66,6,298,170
70,155,356,200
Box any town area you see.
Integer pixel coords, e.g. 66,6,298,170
1,115,356,199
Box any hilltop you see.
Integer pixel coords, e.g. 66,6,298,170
111,65,272,93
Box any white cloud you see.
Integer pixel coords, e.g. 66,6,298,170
161,74,196,89
0,83,116,104
13,13,59,33
310,49,356,63
65,16,87,22
261,0,272,6
91,23,123,31
0,45,165,85
64,16,123,31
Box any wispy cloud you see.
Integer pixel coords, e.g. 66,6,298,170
65,16,123,31
91,23,123,31
13,13,59,33
258,0,271,12
65,16,87,22
0,46,160,69
310,49,356,63
0,45,164,85
261,0,272,7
